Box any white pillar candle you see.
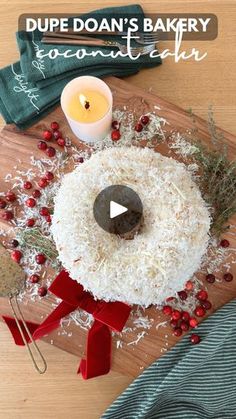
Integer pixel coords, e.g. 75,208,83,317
61,76,113,143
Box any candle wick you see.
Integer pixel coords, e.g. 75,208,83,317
84,100,90,110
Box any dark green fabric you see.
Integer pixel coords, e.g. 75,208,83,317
102,299,236,419
0,4,162,128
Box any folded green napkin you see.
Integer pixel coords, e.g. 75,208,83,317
102,300,236,419
0,4,161,128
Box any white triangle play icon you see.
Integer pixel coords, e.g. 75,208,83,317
110,201,128,219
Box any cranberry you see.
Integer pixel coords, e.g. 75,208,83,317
45,215,51,223
29,274,40,284
189,318,198,328
112,120,120,130
170,319,178,328
51,121,59,131
182,311,190,322
57,137,66,147
171,310,182,321
185,280,194,290
38,286,47,297
196,290,208,301
173,327,182,337
162,305,172,316
53,130,62,140
23,181,32,190
38,178,48,189
224,272,233,282
10,239,19,248
77,157,84,163
201,300,212,310
11,250,22,263
6,191,16,202
32,189,41,198
190,334,201,344
39,207,50,216
194,306,206,317
220,239,230,248
135,122,143,132
44,171,54,181
166,296,175,302
35,253,46,265
25,198,36,208
178,290,188,300
206,273,215,284
46,146,56,158
0,198,7,209
111,130,121,142
43,130,52,141
140,115,149,125
2,210,14,221
180,321,189,332
26,218,35,227
38,140,48,151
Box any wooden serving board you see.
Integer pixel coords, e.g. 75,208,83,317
0,76,236,378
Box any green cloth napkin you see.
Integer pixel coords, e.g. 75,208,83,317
102,300,236,419
0,4,161,128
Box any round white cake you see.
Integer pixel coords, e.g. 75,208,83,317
51,146,210,307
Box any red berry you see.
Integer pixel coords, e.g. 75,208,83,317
140,115,149,125
111,130,121,142
38,140,48,151
6,191,16,202
53,130,62,140
171,310,182,321
185,280,194,291
45,215,51,223
224,272,233,282
29,274,40,284
57,138,66,147
196,290,208,301
11,250,22,263
201,300,212,310
220,239,230,248
23,181,32,190
194,306,206,317
35,253,46,265
25,198,36,208
38,286,47,297
162,305,172,316
190,334,201,344
180,321,189,332
112,120,120,130
2,210,14,221
46,146,56,158
170,319,178,328
166,296,175,302
77,157,84,163
206,273,215,284
181,311,190,322
189,318,198,328
32,189,41,198
135,122,143,132
0,198,7,209
178,290,188,300
38,178,48,189
173,327,182,337
43,130,52,141
51,121,59,131
44,171,54,181
10,239,19,248
26,218,35,227
39,207,50,216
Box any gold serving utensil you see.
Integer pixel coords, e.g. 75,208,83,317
0,244,47,374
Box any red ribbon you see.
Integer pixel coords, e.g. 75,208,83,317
2,270,131,379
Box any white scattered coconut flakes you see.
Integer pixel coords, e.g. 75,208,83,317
156,321,168,330
127,331,147,346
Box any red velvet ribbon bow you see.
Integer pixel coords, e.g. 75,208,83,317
2,270,131,379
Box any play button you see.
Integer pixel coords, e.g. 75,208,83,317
110,201,128,219
93,185,143,236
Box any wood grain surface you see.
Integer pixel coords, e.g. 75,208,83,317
0,1,236,418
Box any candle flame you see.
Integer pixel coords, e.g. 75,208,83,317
79,94,87,107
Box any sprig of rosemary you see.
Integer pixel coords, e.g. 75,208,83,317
17,227,59,261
